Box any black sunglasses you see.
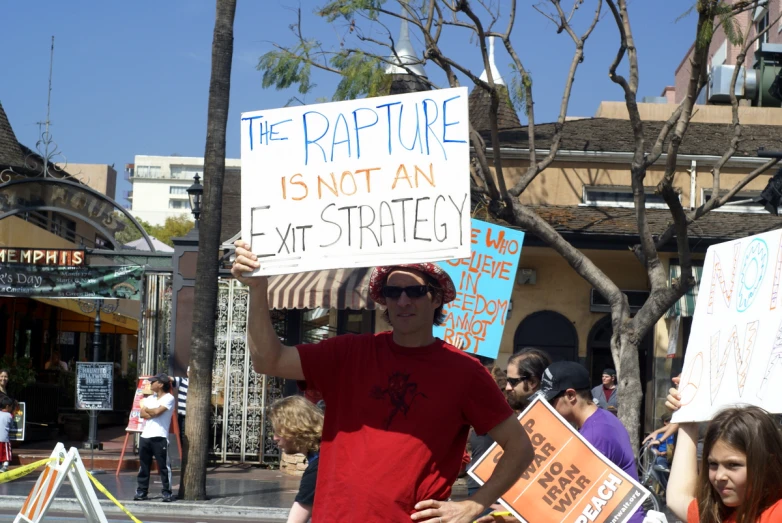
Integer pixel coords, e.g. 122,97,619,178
381,285,432,300
507,376,532,388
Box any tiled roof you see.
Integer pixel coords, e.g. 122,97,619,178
0,102,26,169
491,118,782,157
389,74,430,95
529,205,782,244
469,86,521,133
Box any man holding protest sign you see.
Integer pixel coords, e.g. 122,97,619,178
539,361,645,523
232,244,533,523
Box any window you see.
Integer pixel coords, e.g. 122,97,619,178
168,199,191,210
134,165,162,178
756,8,770,47
703,188,765,213
582,185,670,208
50,213,76,242
169,186,188,195
170,165,202,180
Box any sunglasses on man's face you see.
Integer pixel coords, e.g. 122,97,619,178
507,376,532,388
381,285,432,300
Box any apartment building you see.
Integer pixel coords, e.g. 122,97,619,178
126,155,241,226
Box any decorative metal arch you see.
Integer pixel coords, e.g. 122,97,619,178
0,177,156,252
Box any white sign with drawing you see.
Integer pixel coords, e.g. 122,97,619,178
672,229,782,423
240,87,471,275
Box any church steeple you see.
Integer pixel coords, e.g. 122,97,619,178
384,6,429,95
385,16,426,77
469,36,521,132
479,37,505,86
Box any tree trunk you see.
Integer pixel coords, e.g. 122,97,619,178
612,323,644,454
181,0,236,500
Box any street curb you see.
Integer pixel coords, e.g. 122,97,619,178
0,495,290,520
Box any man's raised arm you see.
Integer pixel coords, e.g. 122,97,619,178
231,240,305,381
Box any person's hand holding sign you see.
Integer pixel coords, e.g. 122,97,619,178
231,240,266,291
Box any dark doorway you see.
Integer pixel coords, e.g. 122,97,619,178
587,315,654,437
586,315,652,386
514,310,578,362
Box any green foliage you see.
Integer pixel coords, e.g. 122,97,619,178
317,0,384,22
152,215,195,246
330,52,391,100
688,1,745,50
0,356,37,397
508,65,532,116
114,213,155,246
716,2,744,46
259,46,390,102
259,41,318,95
114,212,193,248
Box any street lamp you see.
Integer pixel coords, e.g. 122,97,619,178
187,173,204,227
77,298,119,455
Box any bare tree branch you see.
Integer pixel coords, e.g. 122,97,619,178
507,0,602,198
653,158,781,250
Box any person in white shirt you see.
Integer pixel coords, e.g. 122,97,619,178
134,373,175,502
44,351,68,372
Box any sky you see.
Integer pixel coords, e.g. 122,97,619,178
0,1,698,207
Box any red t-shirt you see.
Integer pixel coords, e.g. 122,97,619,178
297,332,513,522
603,385,614,401
687,498,782,523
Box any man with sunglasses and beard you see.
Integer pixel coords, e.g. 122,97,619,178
232,241,533,523
505,348,552,412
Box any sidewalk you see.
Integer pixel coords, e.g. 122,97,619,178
0,455,683,522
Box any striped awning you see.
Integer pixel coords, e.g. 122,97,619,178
267,268,376,310
666,265,703,318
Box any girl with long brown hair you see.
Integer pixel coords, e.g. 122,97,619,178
666,390,782,523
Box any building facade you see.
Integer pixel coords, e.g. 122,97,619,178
670,0,782,106
127,155,241,226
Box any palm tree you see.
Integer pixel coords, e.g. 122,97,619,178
181,0,236,500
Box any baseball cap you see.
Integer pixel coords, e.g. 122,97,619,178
539,361,591,401
149,373,170,383
602,368,617,377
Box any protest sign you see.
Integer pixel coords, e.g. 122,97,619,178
240,87,471,275
469,398,648,523
433,219,524,358
125,377,151,433
672,230,782,423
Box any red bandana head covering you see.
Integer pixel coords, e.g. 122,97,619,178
368,263,456,306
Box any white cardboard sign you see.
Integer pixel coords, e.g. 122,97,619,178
672,229,782,423
240,87,471,275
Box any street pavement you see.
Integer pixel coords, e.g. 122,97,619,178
0,463,684,522
0,509,284,523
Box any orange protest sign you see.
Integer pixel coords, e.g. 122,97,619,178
125,376,152,433
469,398,648,523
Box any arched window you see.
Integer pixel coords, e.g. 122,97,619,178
514,311,578,362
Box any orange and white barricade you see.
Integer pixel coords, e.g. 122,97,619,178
14,443,107,523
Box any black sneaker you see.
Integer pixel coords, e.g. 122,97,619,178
133,493,148,501
161,493,175,503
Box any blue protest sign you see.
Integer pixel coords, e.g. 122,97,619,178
434,219,524,359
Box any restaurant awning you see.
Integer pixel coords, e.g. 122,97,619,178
31,297,139,333
666,265,703,318
268,268,376,310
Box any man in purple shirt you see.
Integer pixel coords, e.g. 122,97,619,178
539,361,645,523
